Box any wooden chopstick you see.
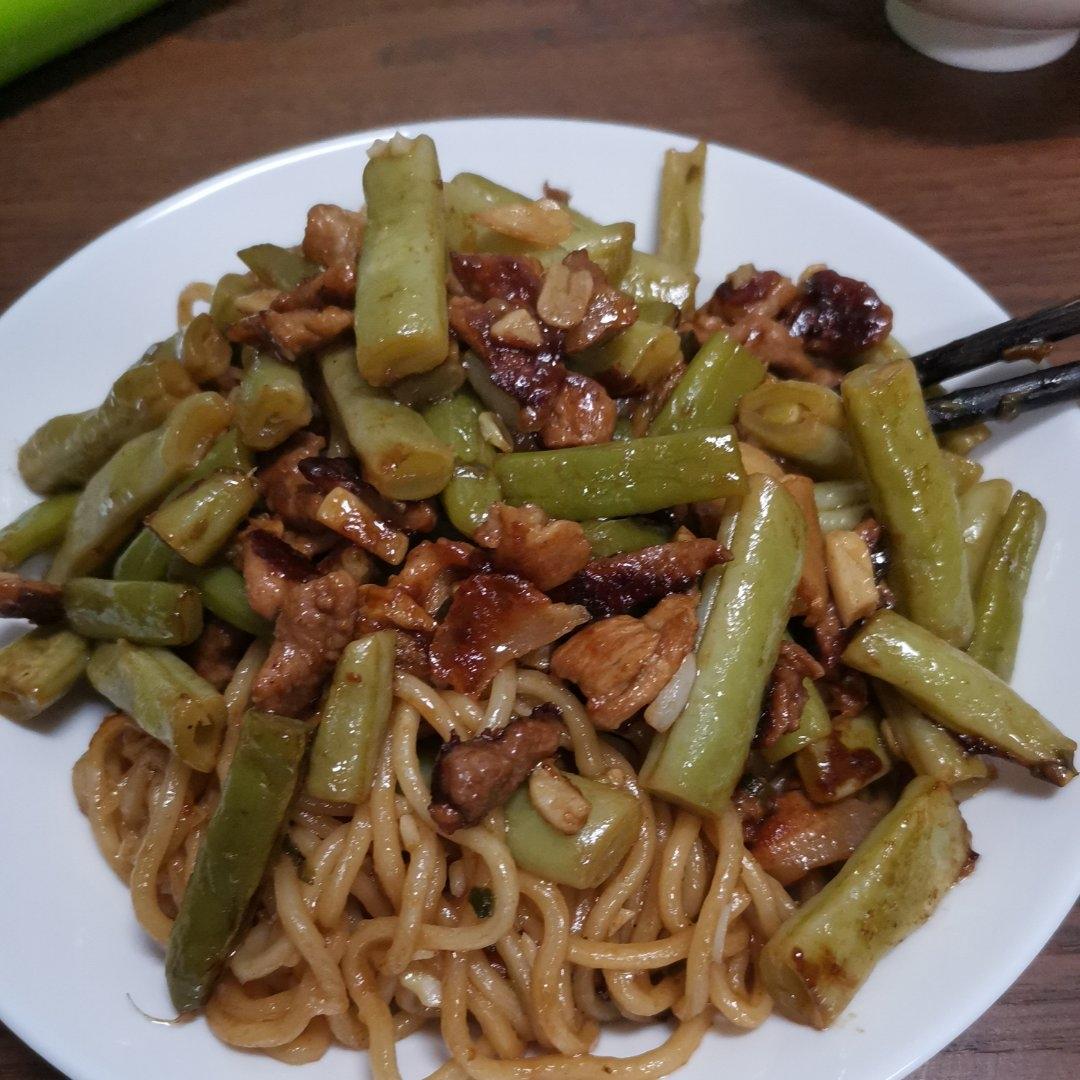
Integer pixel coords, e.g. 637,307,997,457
925,359,1080,432
912,296,1080,386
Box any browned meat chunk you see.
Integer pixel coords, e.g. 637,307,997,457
0,574,63,624
760,640,826,748
388,539,488,615
252,570,358,717
184,619,250,691
785,269,893,359
355,584,436,635
819,670,870,722
448,253,617,448
430,573,588,695
552,539,728,618
475,503,591,590
706,267,798,323
272,260,356,312
239,527,317,620
750,790,888,886
428,710,564,833
303,203,364,267
227,306,352,362
552,594,697,730
559,250,638,353
257,434,328,532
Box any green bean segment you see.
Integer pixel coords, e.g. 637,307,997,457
235,354,313,450
656,141,706,272
422,391,503,536
738,380,856,479
959,479,1013,591
18,344,196,494
761,776,972,1028
86,640,227,772
64,578,203,646
572,321,682,395
796,712,891,803
237,243,319,290
0,493,78,571
504,772,640,890
641,475,805,813
0,628,90,722
940,450,984,496
182,564,272,639
355,135,449,386
580,517,673,559
167,709,309,1012
877,683,990,789
968,491,1045,680
321,348,454,501
494,430,745,522
147,471,258,566
47,393,232,584
306,632,395,803
651,331,765,436
762,678,831,764
842,359,973,647
844,610,1076,786
619,250,697,315
209,272,254,330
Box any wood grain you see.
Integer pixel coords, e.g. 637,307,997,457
0,0,1077,1076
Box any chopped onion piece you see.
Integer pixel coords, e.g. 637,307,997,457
644,652,696,732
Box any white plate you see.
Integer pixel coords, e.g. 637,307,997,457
0,118,1076,1080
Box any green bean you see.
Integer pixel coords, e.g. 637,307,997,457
635,300,679,327
209,272,255,330
761,678,832,764
462,351,519,427
182,564,272,639
321,347,453,501
443,172,635,283
796,711,891,803
641,475,805,813
237,243,319,290
812,479,868,512
167,709,309,1011
0,493,78,571
657,141,706,272
495,430,744,522
579,517,673,559
0,628,90,722
650,331,765,436
761,776,972,1028
181,313,233,386
47,393,232,584
146,471,258,566
390,353,466,410
738,380,857,479
855,334,910,367
64,578,203,646
844,610,1075,785
87,640,227,772
968,491,1045,680
114,430,254,582
619,250,697,315
958,479,1013,591
504,772,641,889
355,135,449,386
421,391,502,536
940,450,984,496
842,360,973,647
877,683,991,789
234,353,313,451
112,530,177,583
18,343,197,494
571,321,682,394
306,632,395,803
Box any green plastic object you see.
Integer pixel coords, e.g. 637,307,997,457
0,1,165,86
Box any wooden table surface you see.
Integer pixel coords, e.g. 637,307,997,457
1,0,1078,1076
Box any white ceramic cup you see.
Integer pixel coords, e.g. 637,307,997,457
886,0,1080,70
